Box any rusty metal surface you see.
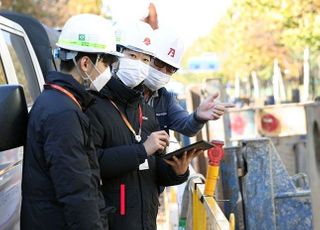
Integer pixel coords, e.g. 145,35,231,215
305,103,320,230
220,146,245,230
221,138,313,230
241,139,277,230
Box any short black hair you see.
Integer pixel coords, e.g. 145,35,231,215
60,51,98,72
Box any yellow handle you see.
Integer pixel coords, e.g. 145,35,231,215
229,213,235,230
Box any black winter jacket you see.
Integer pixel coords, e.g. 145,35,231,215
21,71,107,230
86,77,189,230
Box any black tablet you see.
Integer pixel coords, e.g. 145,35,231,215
160,140,215,160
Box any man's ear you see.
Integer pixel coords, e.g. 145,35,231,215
78,56,91,72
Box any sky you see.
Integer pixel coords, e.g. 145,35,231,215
103,0,232,47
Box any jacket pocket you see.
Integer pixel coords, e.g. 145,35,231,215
31,200,67,230
101,206,116,230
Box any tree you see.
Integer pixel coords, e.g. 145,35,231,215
183,0,320,86
1,0,102,27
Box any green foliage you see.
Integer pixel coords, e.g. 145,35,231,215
174,71,227,85
183,0,320,85
1,0,103,27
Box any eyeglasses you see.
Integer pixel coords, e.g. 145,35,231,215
152,58,178,74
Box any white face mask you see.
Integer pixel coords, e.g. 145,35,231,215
144,66,171,91
74,56,111,91
89,66,112,92
116,57,149,88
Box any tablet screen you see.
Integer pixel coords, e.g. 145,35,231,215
160,140,215,160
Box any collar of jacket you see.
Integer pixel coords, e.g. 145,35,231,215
45,71,94,110
157,87,167,95
99,76,143,106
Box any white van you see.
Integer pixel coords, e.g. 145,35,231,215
0,12,57,229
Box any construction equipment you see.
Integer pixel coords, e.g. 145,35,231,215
305,103,320,229
220,138,313,230
176,140,234,230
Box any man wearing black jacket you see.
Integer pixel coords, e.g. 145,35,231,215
21,14,122,229
86,21,201,230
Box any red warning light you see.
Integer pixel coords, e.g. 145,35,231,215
261,113,280,132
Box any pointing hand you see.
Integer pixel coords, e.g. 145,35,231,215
196,92,234,121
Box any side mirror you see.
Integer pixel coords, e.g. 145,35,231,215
0,85,28,151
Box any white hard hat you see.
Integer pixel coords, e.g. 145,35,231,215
57,14,122,57
115,20,154,56
153,28,184,69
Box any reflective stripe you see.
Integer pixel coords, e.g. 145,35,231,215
120,184,126,215
58,39,106,49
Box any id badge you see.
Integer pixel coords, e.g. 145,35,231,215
139,159,149,170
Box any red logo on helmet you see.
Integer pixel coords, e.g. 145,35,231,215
143,37,151,45
168,48,175,57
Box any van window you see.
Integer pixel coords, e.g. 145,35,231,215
2,30,40,105
0,58,7,84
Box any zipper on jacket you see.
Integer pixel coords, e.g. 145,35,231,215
137,170,145,230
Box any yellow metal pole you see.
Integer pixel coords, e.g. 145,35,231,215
192,183,206,230
229,213,235,230
204,140,224,196
192,185,199,229
204,165,219,196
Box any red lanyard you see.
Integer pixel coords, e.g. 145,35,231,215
109,100,143,142
46,84,82,110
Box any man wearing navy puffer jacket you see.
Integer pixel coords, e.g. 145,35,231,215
21,14,122,230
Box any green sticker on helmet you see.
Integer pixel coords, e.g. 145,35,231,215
78,34,86,41
58,39,106,49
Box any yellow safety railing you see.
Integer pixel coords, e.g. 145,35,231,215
191,140,235,230
191,178,234,230
229,213,235,230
